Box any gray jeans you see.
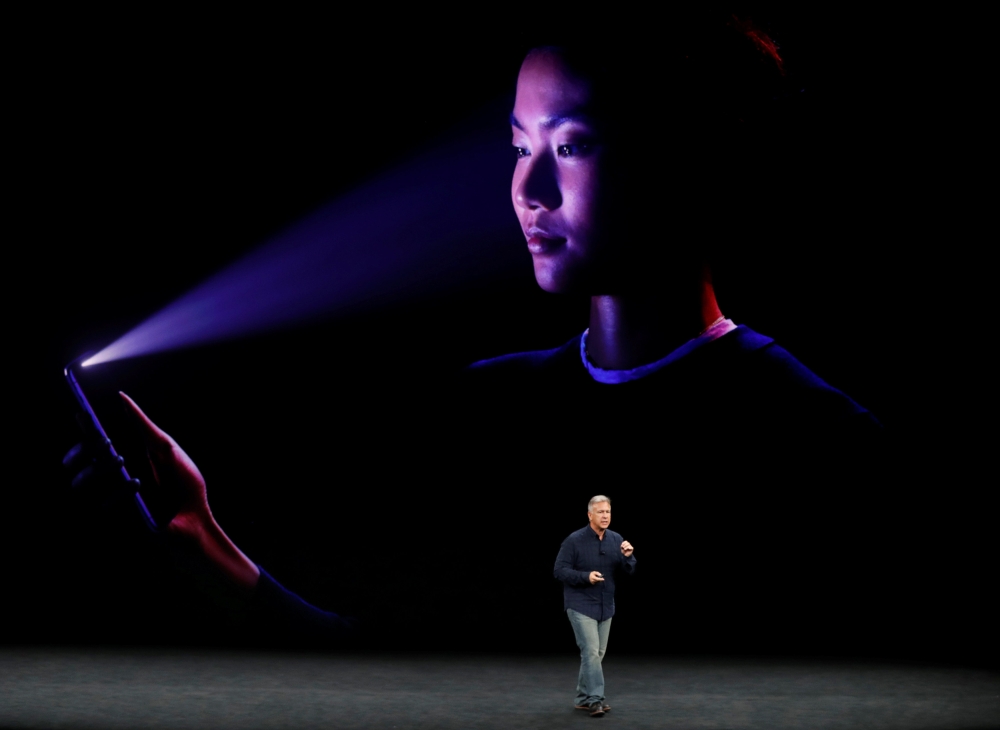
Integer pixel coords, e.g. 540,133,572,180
566,608,612,705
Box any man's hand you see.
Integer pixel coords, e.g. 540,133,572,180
589,571,604,585
621,540,634,557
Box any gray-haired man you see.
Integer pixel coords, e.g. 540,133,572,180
553,495,635,717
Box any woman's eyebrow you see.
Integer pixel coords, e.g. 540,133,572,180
510,110,597,131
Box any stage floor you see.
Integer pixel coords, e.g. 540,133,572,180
1,649,996,729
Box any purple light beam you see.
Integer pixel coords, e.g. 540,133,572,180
82,126,523,367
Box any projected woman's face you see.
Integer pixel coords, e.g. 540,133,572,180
511,50,614,294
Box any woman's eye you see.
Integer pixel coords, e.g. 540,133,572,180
513,146,529,159
557,143,591,158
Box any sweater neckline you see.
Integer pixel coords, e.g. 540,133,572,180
580,318,737,384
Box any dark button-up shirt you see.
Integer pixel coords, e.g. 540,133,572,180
554,525,636,622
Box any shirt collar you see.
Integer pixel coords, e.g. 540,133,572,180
580,318,737,384
586,524,608,539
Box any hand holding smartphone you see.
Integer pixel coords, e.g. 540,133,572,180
64,359,162,531
63,361,261,593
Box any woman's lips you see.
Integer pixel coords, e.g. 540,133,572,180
526,228,566,254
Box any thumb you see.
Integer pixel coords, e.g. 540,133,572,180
120,392,172,448
120,391,183,471
119,391,205,493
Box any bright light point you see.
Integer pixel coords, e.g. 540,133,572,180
80,358,95,367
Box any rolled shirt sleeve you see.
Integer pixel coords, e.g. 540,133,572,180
251,566,358,642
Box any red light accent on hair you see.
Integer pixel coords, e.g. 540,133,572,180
733,16,785,76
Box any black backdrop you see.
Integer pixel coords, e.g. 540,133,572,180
9,9,991,666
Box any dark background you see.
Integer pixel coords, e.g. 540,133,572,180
9,9,991,666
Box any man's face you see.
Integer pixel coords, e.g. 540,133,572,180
588,501,611,532
511,50,613,294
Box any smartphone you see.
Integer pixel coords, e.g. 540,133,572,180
64,357,162,531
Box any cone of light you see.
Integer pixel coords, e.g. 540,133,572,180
82,123,522,367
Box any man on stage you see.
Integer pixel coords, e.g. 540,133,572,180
554,495,636,717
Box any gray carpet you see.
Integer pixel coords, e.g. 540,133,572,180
1,649,996,729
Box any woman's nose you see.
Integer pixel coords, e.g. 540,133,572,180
514,151,562,212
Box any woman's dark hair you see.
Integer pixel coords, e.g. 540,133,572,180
513,11,795,273
516,10,789,135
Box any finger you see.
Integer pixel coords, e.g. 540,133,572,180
62,442,89,470
71,463,97,491
65,440,110,470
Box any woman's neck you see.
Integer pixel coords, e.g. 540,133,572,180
586,273,723,371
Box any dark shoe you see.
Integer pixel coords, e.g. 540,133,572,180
589,701,605,717
576,703,611,712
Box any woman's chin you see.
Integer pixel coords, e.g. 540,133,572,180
532,262,576,294
532,258,626,296
533,268,598,296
